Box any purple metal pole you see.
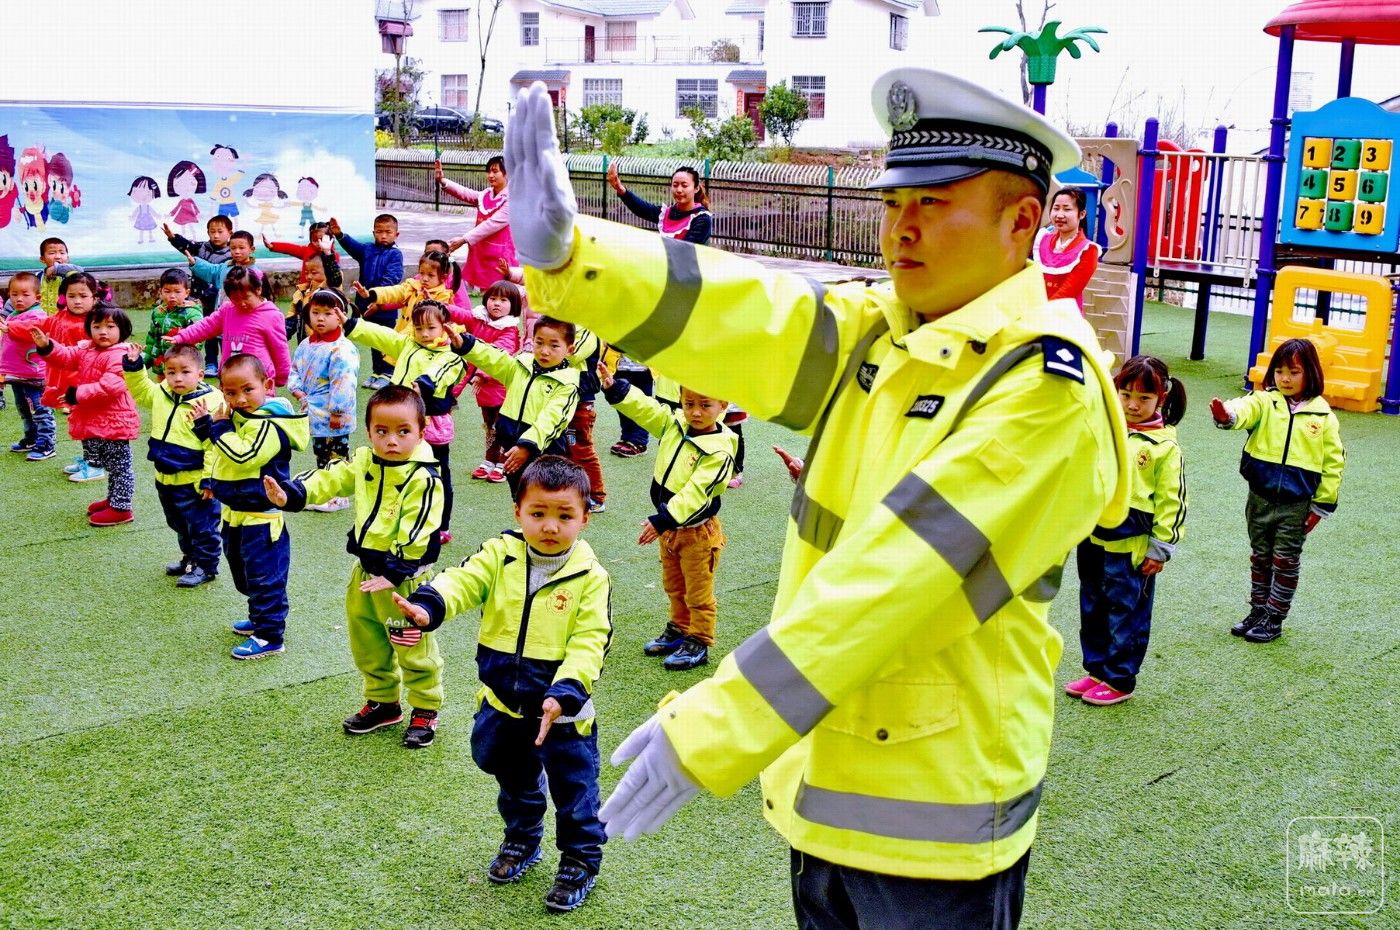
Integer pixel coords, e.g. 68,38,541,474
1338,38,1356,96
1095,122,1119,250
1202,125,1228,262
1383,278,1400,414
1131,117,1160,357
1248,25,1295,385
1032,83,1047,115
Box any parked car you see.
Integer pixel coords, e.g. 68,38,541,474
409,106,504,137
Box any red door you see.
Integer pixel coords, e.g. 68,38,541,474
584,26,595,62
745,92,765,141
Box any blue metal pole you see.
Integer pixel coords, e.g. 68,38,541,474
1383,278,1400,414
1338,38,1356,97
1248,25,1295,385
1202,125,1228,263
1130,118,1160,357
1032,83,1047,115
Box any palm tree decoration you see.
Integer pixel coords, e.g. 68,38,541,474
980,21,1106,113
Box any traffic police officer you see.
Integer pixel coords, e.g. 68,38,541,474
504,68,1131,929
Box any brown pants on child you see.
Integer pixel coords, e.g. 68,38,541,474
659,517,726,646
567,401,605,504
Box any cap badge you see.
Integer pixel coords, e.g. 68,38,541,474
1025,153,1040,172
887,81,918,132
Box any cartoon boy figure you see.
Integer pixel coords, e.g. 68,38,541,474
0,135,17,230
209,144,245,225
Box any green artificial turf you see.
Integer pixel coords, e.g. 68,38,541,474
1,303,1395,929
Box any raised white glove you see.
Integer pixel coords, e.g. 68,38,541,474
504,82,577,270
598,714,699,841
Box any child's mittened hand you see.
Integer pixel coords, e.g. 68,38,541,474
637,520,659,545
536,697,562,747
1140,557,1164,577
390,593,430,628
262,475,288,507
1209,398,1230,424
360,575,394,594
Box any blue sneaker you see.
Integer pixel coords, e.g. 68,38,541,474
26,447,55,462
67,460,106,483
544,859,597,913
487,842,542,884
231,619,256,635
204,364,219,378
62,454,85,474
231,637,285,660
643,623,686,657
10,439,34,453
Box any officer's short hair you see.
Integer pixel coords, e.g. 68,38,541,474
514,455,590,506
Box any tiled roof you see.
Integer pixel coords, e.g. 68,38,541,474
726,69,767,83
725,0,765,13
510,70,572,83
542,0,675,16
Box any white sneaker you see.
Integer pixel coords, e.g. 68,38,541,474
308,497,352,512
68,461,107,483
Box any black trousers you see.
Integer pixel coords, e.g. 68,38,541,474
791,848,1030,930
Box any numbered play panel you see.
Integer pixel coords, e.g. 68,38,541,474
1283,98,1400,251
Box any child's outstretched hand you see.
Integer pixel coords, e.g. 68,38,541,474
637,519,659,545
447,326,463,349
360,575,394,594
1209,398,1231,424
262,475,288,507
433,159,444,186
162,222,175,240
1140,558,1164,577
503,445,530,474
125,343,142,363
28,327,50,349
536,697,562,747
327,217,342,238
189,398,209,420
261,233,272,249
390,592,430,628
596,360,614,390
772,445,804,482
351,280,371,299
183,249,196,267
495,256,511,278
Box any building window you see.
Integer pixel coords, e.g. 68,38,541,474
792,75,825,119
584,78,623,107
442,74,470,109
521,11,540,46
890,13,908,50
676,78,719,118
759,19,765,52
439,9,469,42
605,20,637,52
792,2,828,38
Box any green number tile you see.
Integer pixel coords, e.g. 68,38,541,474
1331,139,1362,169
1324,201,1355,231
1299,169,1329,197
1358,171,1389,204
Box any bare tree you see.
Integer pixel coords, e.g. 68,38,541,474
1014,0,1056,106
472,0,506,133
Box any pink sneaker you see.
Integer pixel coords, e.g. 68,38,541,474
487,466,507,484
1064,675,1100,697
1081,682,1134,705
471,462,491,480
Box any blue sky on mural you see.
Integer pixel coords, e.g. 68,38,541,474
0,106,374,269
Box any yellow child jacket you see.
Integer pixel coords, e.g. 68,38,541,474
1089,424,1187,565
123,365,224,487
460,341,580,454
526,215,1129,880
1220,390,1344,512
344,317,467,416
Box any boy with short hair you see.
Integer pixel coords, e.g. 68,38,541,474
31,237,81,316
165,216,232,374
0,273,56,460
329,213,404,388
453,316,580,497
141,268,204,376
123,342,224,587
392,455,611,913
598,364,737,670
192,353,309,660
264,385,446,748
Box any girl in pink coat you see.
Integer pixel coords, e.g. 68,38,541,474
171,267,292,385
462,280,522,483
30,304,141,525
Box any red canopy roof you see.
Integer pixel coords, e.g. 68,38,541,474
1265,0,1400,45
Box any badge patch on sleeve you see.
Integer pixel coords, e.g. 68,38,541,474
906,394,945,419
1041,337,1085,383
856,362,879,392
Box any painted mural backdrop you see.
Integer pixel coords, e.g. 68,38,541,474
0,106,374,270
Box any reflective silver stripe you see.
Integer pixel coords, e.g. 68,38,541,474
791,484,844,552
616,236,702,359
795,779,1043,844
733,628,833,735
1023,562,1063,603
883,473,1013,622
773,277,840,431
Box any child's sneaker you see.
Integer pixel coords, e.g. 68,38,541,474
343,700,404,734
544,858,597,913
610,440,645,458
663,636,709,671
588,498,606,514
727,473,745,489
1081,682,1134,705
231,618,256,636
487,465,507,483
1063,675,1100,697
89,507,133,527
643,623,687,657
402,708,439,748
471,461,492,480
68,461,106,482
307,497,352,513
89,499,113,515
1231,607,1266,637
25,447,55,462
62,454,86,474
231,637,285,660
487,842,542,884
438,530,453,545
1244,611,1284,643
166,558,189,576
10,439,34,453
203,363,219,378
176,566,216,588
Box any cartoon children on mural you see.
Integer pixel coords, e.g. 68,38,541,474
243,172,289,238
167,160,206,238
0,136,16,229
295,176,319,228
18,146,48,229
128,175,161,243
45,154,79,224
209,144,244,228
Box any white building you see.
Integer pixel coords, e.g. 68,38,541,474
384,0,941,148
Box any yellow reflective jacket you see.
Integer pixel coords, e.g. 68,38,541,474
408,532,612,728
1090,424,1186,564
462,342,580,454
123,366,223,487
604,381,737,531
527,216,1129,880
285,443,443,585
1221,390,1344,511
345,317,466,416
198,397,310,512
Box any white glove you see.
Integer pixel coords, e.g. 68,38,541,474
598,714,699,841
504,82,577,270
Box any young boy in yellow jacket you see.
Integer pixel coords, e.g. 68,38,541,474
392,456,611,914
264,385,446,747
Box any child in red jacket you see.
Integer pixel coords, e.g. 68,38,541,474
29,303,141,525
18,271,104,477
463,281,522,483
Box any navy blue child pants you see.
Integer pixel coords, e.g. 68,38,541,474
1076,540,1155,693
615,367,653,448
470,702,605,874
157,482,222,574
222,519,291,645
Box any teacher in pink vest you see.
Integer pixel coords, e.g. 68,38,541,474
437,155,518,292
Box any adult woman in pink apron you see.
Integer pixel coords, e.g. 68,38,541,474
438,155,517,292
1036,187,1100,310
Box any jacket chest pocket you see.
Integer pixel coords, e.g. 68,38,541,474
821,680,960,744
